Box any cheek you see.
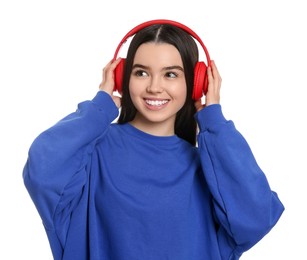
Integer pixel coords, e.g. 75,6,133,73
174,83,187,104
128,79,143,103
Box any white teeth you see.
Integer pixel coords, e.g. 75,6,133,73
145,99,169,106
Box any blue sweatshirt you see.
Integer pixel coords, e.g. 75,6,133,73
23,91,284,260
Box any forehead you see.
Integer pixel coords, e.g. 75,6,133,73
133,42,183,66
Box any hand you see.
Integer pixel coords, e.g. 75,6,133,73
194,60,222,112
99,58,122,108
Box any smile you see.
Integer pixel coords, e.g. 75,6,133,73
144,99,169,106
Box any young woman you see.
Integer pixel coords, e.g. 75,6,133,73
23,20,284,260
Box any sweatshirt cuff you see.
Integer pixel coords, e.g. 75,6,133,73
92,91,119,121
195,104,227,132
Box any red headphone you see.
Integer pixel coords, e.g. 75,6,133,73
113,19,211,100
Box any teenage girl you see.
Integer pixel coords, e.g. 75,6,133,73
23,20,284,260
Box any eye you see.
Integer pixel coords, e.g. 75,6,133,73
133,69,148,77
165,71,178,78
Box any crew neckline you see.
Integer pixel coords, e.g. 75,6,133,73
119,123,182,146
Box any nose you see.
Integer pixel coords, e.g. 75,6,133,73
146,76,164,94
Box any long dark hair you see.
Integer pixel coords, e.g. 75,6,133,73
117,24,198,146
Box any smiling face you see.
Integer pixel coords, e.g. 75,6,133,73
129,42,187,136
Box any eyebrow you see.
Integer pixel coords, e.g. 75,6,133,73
132,64,184,72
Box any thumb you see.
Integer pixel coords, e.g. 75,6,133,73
194,99,203,112
112,95,122,109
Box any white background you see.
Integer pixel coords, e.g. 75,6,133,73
1,0,306,259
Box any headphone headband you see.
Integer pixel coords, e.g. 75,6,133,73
113,19,211,66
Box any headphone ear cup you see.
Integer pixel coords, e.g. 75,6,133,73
193,62,208,100
114,58,125,93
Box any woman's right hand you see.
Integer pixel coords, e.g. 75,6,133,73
99,58,122,108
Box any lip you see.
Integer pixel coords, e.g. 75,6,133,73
143,98,170,110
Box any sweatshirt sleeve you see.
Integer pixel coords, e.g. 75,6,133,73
195,104,284,257
23,91,118,235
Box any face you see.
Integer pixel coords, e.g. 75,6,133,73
129,42,187,135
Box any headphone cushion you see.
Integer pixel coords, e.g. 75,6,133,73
193,62,208,100
114,58,125,93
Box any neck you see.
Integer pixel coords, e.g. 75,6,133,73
130,114,175,137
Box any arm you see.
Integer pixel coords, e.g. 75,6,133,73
23,59,122,236
196,105,284,255
23,91,118,228
195,61,284,257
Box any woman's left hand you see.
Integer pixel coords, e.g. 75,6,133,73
194,60,222,112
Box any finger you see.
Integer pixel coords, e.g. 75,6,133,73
112,96,122,109
194,99,203,112
100,58,122,93
106,58,122,84
110,57,122,71
207,64,213,80
101,59,113,86
210,60,222,83
206,64,213,90
205,60,221,106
